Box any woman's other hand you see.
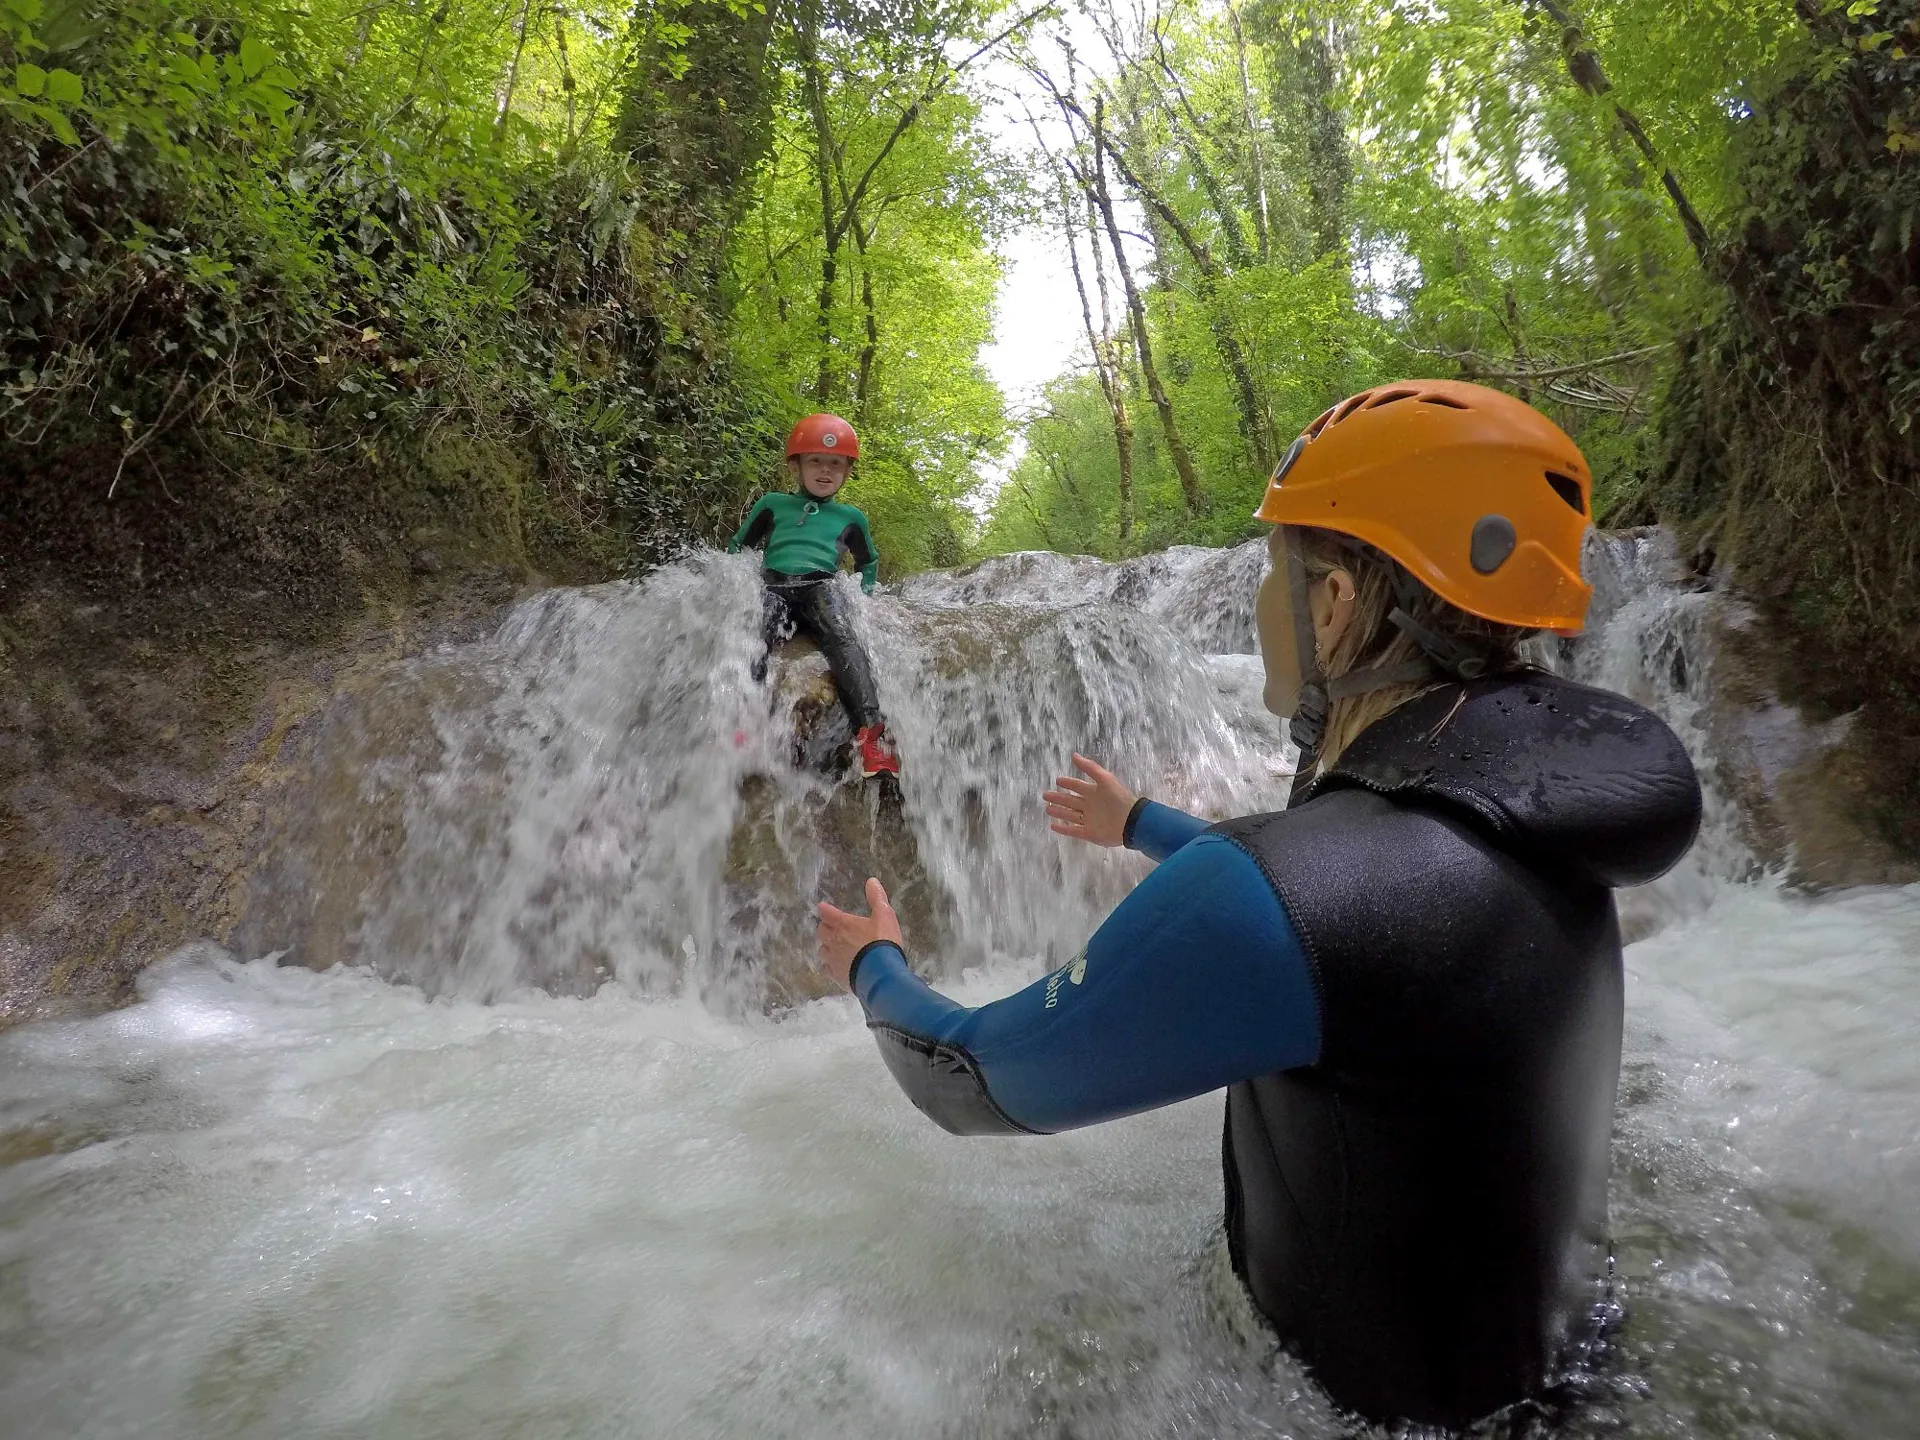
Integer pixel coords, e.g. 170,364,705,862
816,877,905,989
1042,753,1138,849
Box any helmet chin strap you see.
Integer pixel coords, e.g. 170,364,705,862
1384,566,1499,681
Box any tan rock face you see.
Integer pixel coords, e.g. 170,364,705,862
0,568,533,1028
1701,610,1920,890
772,642,854,774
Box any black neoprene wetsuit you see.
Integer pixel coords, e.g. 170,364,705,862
757,576,882,729
844,670,1702,1429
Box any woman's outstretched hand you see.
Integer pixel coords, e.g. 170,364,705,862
816,877,904,990
1042,753,1138,849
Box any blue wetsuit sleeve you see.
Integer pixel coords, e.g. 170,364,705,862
849,834,1321,1135
1122,798,1211,862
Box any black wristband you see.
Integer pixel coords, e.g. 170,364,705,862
1121,795,1151,850
846,938,899,993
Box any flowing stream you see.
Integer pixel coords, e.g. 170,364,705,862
1,539,1916,1438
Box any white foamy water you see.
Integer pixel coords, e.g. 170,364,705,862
2,540,1917,1438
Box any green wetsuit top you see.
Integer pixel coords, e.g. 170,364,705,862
728,491,879,593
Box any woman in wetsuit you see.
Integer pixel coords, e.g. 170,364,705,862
814,380,1703,1430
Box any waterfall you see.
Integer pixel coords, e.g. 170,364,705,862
240,544,1290,1009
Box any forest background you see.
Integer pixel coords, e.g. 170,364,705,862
2,0,1917,827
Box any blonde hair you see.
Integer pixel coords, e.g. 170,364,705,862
1295,529,1536,770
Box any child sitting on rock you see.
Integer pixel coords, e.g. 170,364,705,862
728,413,901,778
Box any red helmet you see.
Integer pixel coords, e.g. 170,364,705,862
786,413,859,461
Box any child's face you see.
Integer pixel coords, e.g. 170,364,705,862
793,452,852,498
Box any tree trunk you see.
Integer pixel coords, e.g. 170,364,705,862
1049,30,1272,472
1032,110,1134,546
1529,0,1712,266
555,7,577,145
1075,208,1134,546
1297,22,1351,262
1015,475,1059,548
852,220,880,423
1151,28,1253,270
789,0,1043,405
1092,120,1272,475
494,0,536,142
1084,185,1134,544
1502,284,1532,403
1090,101,1205,514
613,0,779,242
797,1,842,402
1226,1,1271,265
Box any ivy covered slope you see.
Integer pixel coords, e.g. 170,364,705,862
1654,0,1920,848
0,0,1016,616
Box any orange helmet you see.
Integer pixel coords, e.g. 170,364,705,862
1254,380,1593,633
786,412,860,461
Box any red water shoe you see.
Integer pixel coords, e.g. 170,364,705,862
854,723,901,778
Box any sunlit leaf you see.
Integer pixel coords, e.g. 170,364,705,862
239,34,271,79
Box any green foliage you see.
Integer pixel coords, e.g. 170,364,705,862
981,0,1821,559
2,0,1012,589
722,0,1019,574
1652,0,1920,769
2,0,87,144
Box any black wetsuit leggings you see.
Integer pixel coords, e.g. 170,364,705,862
756,573,883,730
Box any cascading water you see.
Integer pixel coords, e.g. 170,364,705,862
236,544,1288,1011
1,539,1915,1439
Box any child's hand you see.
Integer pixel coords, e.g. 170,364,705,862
1042,753,1138,849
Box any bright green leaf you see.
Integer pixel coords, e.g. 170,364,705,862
44,67,80,104
166,52,207,90
238,34,271,79
14,62,45,97
22,98,77,143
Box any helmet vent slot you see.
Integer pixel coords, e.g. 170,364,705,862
1333,393,1371,424
1545,470,1587,514
1365,389,1419,409
1421,394,1470,410
1305,405,1338,439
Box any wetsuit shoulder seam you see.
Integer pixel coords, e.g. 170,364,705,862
1217,829,1327,1023
839,520,874,569
1317,771,1515,847
736,497,777,551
